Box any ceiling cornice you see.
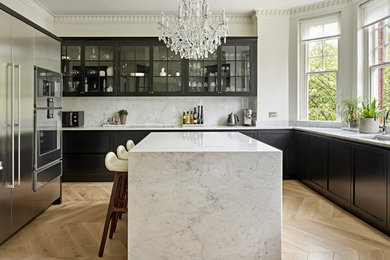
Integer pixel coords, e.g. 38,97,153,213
54,15,253,24
20,0,54,22
289,0,358,15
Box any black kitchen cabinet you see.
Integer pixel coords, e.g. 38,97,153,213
115,131,150,147
306,135,328,192
295,131,308,180
257,130,295,179
352,144,388,230
63,131,113,154
62,130,151,181
61,42,117,96
239,130,257,139
327,139,352,207
61,37,257,97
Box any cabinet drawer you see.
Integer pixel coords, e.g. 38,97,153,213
62,154,113,182
63,131,113,154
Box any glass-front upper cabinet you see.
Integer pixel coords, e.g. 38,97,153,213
118,46,151,94
84,45,115,95
152,46,184,94
61,45,82,95
187,52,218,94
221,44,252,94
61,44,115,96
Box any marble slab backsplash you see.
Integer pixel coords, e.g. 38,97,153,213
62,96,256,127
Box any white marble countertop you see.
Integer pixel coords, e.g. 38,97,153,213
130,131,280,153
62,125,292,131
295,127,390,148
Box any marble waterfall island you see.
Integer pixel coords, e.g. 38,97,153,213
128,132,282,260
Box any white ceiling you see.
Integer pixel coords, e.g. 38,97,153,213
36,0,324,16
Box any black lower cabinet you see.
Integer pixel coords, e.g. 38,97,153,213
239,130,257,139
257,130,295,179
327,139,352,208
306,135,328,192
295,132,308,180
352,144,388,231
63,131,151,181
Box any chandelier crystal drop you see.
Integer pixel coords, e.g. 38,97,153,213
158,0,229,60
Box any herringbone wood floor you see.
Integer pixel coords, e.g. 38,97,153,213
0,180,389,259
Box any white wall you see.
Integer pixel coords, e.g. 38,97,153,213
255,13,290,126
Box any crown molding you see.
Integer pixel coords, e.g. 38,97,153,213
253,9,291,17
54,14,253,24
289,0,358,15
20,0,54,22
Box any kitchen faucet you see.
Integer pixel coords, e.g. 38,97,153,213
374,110,390,135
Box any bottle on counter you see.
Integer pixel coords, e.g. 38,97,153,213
190,111,194,124
200,106,204,124
182,112,186,125
193,108,198,124
84,78,88,93
186,111,190,124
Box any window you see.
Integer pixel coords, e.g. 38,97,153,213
369,18,390,111
299,13,341,121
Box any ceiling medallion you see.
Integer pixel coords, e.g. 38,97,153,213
158,0,229,60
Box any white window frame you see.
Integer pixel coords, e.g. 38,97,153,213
299,36,340,121
369,18,390,102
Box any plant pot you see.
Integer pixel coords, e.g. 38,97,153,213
359,118,379,133
120,115,127,125
349,119,358,128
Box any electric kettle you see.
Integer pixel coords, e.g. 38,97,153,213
227,113,239,126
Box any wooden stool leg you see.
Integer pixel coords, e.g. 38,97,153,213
99,172,121,257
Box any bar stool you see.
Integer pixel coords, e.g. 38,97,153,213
99,152,128,257
126,140,135,151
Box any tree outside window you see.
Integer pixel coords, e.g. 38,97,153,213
306,38,338,121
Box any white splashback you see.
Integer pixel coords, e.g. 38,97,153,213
62,96,254,126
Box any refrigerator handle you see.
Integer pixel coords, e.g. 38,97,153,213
6,63,15,189
15,64,21,186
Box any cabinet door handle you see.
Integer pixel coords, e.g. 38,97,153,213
15,64,21,186
6,63,15,189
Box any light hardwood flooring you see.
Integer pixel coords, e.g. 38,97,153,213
0,180,390,259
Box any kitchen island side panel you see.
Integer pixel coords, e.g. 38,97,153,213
128,151,282,260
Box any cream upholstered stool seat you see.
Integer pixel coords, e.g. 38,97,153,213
105,152,128,171
116,145,128,161
126,140,135,151
99,152,128,257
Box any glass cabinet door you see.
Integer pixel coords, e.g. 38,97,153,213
84,45,114,95
187,51,218,94
152,46,183,94
119,46,151,94
61,45,82,94
221,45,251,94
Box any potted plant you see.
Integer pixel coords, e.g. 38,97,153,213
118,109,128,125
338,97,361,128
359,99,380,133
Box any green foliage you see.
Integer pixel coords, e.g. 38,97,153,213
307,39,338,121
338,97,362,124
361,99,379,118
118,109,128,116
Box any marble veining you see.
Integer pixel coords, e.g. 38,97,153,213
131,132,279,152
128,132,282,260
62,96,255,127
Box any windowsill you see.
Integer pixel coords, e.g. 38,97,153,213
292,120,343,128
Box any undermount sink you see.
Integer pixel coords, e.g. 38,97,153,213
365,135,390,141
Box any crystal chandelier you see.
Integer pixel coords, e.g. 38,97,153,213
158,0,229,60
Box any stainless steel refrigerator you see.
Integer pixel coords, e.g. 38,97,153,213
0,8,61,244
